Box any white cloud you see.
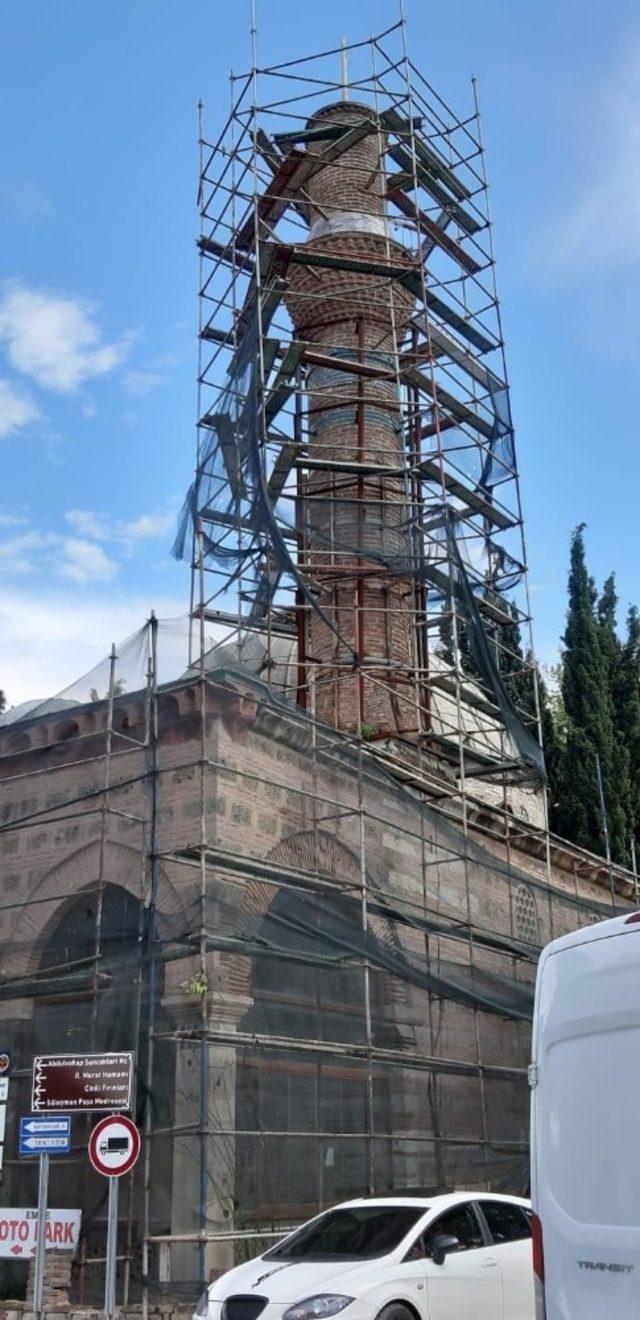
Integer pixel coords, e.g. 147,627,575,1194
0,377,41,439
121,510,175,539
540,35,640,281
0,589,190,708
0,283,129,393
0,513,28,529
0,522,120,583
64,509,112,540
64,505,176,543
58,538,119,584
123,368,165,397
0,530,45,576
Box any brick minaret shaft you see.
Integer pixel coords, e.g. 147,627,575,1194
286,102,416,736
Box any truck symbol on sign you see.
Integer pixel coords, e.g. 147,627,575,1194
99,1136,129,1155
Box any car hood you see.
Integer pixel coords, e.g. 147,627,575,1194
210,1257,379,1304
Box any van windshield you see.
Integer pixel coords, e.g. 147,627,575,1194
546,1027,640,1227
265,1206,425,1260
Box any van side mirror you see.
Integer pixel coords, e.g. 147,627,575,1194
430,1233,460,1266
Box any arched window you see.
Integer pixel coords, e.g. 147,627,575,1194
236,882,403,1223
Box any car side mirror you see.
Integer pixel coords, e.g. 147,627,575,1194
430,1233,460,1266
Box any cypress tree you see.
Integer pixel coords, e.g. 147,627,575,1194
615,605,640,856
555,525,625,859
596,573,632,861
499,603,536,715
438,606,480,680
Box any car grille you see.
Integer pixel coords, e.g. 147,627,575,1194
223,1297,268,1320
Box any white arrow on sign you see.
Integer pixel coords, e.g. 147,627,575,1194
22,1136,69,1150
23,1120,69,1134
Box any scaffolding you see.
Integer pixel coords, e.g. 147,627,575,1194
0,18,636,1317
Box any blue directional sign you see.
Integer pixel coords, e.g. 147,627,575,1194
19,1114,71,1156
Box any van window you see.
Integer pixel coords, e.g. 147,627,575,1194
480,1201,531,1244
545,1028,640,1226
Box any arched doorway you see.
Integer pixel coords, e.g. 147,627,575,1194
7,879,174,1305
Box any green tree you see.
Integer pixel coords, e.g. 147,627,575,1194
554,525,627,860
0,690,5,715
438,605,479,680
596,573,632,860
614,605,640,856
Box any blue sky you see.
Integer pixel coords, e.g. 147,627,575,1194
1,0,639,705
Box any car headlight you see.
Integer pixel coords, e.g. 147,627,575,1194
283,1297,354,1320
195,1289,209,1319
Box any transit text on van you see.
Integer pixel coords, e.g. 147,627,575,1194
577,1261,634,1274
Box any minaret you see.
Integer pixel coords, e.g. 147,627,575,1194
286,102,416,737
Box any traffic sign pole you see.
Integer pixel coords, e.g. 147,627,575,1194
104,1177,119,1318
33,1153,49,1317
87,1115,140,1318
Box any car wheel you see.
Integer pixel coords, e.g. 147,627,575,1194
375,1305,415,1320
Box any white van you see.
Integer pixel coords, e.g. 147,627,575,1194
530,910,640,1319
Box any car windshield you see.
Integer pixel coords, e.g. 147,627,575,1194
265,1206,426,1261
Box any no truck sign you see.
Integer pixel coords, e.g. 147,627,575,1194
0,1208,81,1258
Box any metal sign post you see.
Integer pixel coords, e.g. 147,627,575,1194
105,1178,119,1319
33,1153,49,1317
19,1114,71,1315
88,1115,141,1319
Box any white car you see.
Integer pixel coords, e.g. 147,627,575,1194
197,1194,534,1320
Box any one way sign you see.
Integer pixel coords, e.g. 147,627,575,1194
19,1115,71,1156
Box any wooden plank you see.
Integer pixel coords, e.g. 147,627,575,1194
406,281,497,355
235,149,308,250
420,560,514,627
387,186,482,276
198,235,255,272
274,122,356,148
200,324,234,347
255,128,308,227
199,507,296,543
417,457,516,531
302,348,395,381
288,246,414,281
294,456,402,476
422,323,506,396
429,670,501,720
381,107,471,202
201,607,295,637
237,119,376,252
267,439,298,501
387,143,481,235
263,342,305,427
403,365,495,440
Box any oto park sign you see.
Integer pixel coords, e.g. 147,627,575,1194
0,1209,81,1258
31,1052,134,1113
